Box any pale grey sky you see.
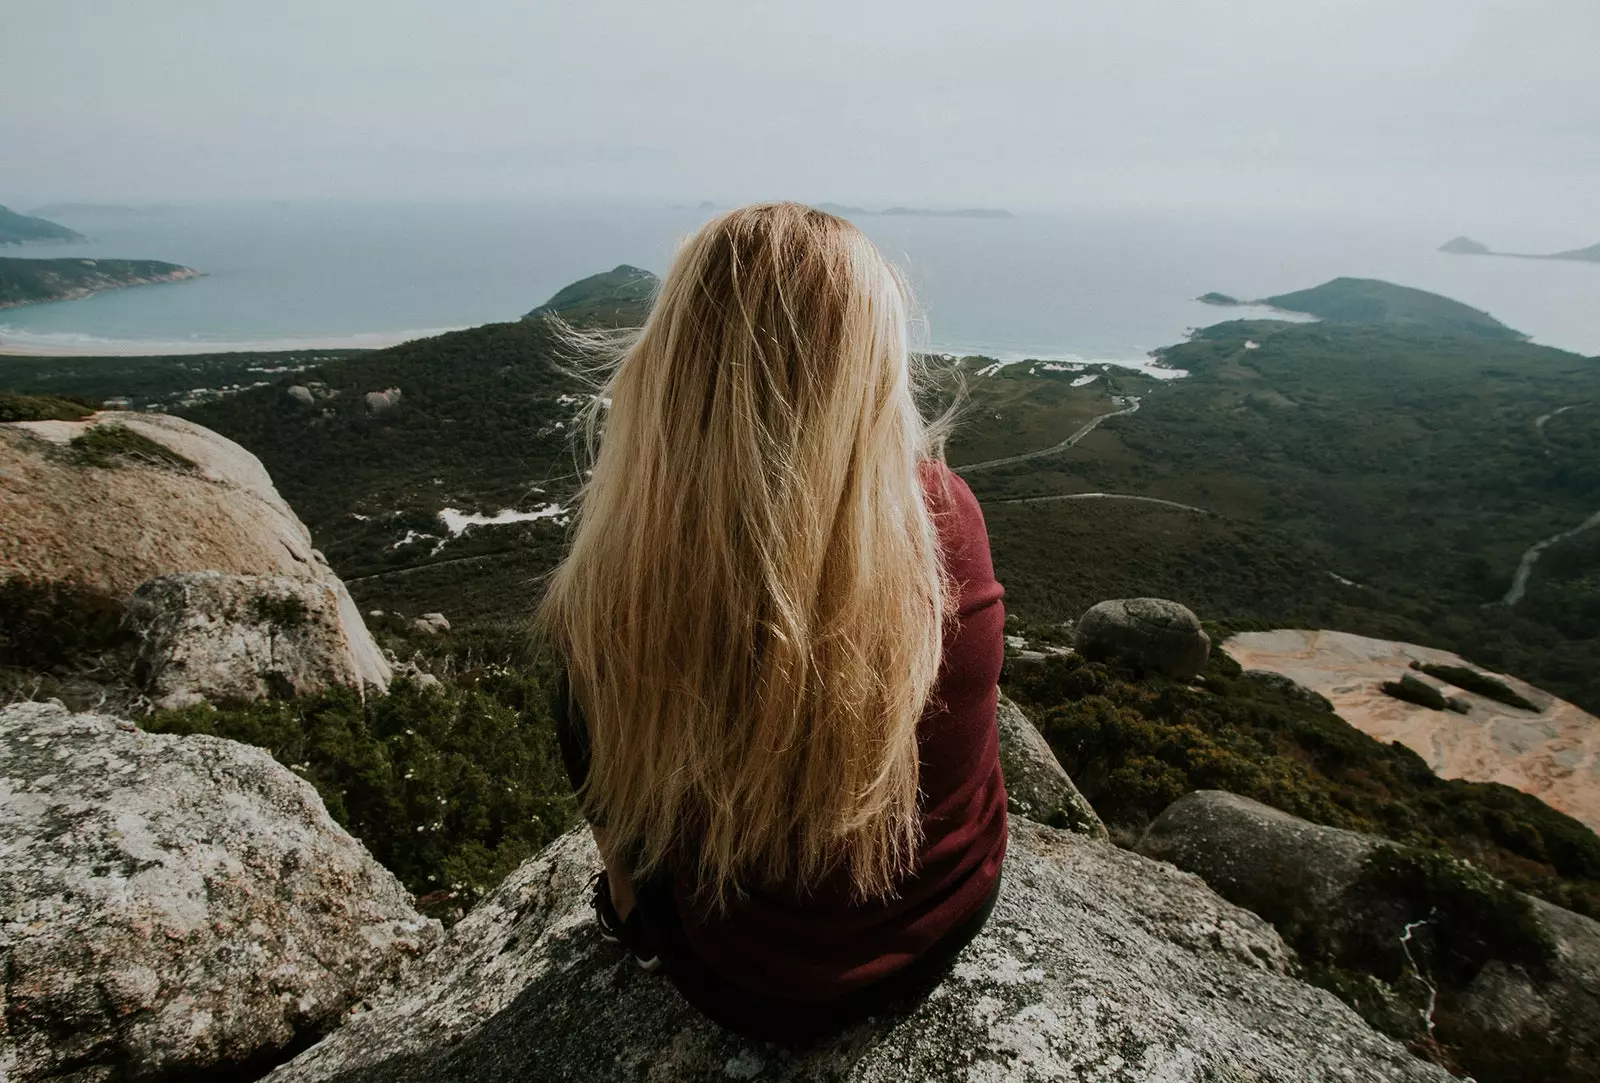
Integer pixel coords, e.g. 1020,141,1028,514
4,0,1596,221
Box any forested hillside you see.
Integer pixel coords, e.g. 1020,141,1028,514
3,274,1596,713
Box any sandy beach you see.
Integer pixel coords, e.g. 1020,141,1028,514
0,327,460,358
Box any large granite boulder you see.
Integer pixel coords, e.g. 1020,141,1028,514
994,693,1106,838
1074,598,1211,679
266,819,1447,1083
1138,790,1600,1080
128,571,389,709
0,701,440,1082
0,411,390,699
1137,791,1380,930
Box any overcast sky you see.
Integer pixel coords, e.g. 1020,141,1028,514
4,0,1595,222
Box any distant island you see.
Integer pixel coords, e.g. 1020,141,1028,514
1439,235,1600,263
0,206,85,246
0,257,203,309
525,264,657,326
1196,277,1525,341
815,203,1015,220
29,202,181,219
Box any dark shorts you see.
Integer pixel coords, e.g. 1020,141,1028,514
552,670,1001,1044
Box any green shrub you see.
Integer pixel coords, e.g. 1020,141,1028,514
1416,662,1540,712
1380,674,1448,711
69,425,195,471
144,666,577,920
1352,846,1553,986
0,391,97,422
0,577,130,669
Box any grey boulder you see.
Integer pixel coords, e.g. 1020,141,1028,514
128,571,392,709
0,701,440,1083
1074,598,1211,679
994,693,1106,838
267,819,1446,1083
1138,789,1600,1076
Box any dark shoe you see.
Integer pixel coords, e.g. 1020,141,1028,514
589,870,661,972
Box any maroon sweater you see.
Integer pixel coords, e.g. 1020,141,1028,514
673,460,1009,1001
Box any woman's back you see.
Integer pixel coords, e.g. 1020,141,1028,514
540,202,1008,1037
667,461,1006,1000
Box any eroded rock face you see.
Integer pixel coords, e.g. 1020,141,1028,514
1074,597,1211,679
1223,628,1600,834
128,571,392,709
267,820,1446,1083
0,701,441,1083
994,694,1106,838
0,411,390,698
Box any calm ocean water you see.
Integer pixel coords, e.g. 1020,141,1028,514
2,202,1596,359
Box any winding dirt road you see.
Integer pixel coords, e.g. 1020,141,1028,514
955,397,1141,474
994,491,1212,514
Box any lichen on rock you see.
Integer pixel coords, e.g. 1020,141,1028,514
0,701,441,1083
266,820,1448,1083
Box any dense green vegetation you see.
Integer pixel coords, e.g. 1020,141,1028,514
3,273,1596,715
0,256,200,307
0,390,96,421
143,632,577,921
524,263,656,323
1002,646,1600,915
0,205,83,246
957,291,1600,714
0,349,357,411
1263,276,1524,340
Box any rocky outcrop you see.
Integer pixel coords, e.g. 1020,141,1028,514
0,701,440,1083
1074,597,1211,679
128,572,392,709
1136,791,1381,931
287,385,315,407
994,694,1106,838
1223,629,1600,833
0,411,390,696
1138,790,1600,1079
363,388,402,414
410,613,450,636
267,818,1446,1083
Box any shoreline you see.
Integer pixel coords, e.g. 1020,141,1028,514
0,325,465,357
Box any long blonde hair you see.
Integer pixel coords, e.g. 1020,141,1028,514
537,202,953,905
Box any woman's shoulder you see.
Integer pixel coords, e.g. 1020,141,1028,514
919,459,987,535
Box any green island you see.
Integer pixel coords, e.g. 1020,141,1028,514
0,255,203,308
524,263,657,323
5,271,1600,1080
0,204,84,246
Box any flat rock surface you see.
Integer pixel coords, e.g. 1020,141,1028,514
268,820,1447,1083
1224,628,1600,833
0,701,439,1082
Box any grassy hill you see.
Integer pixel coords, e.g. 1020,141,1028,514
1263,277,1524,340
0,256,201,308
524,264,656,324
0,205,84,246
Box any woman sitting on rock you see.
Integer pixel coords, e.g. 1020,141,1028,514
538,202,1008,1043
